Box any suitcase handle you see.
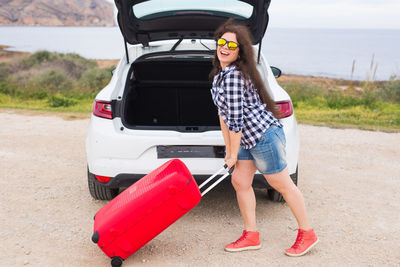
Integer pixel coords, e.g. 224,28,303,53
198,164,234,197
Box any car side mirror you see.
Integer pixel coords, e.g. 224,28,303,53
270,66,282,78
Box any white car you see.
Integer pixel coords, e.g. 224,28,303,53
86,0,299,202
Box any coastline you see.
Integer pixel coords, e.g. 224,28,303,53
1,26,398,81
0,44,366,85
1,45,398,132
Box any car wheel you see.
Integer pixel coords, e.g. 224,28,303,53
88,169,119,200
268,165,298,202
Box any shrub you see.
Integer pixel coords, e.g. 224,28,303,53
361,87,378,108
78,68,112,93
381,76,400,103
32,69,74,94
47,94,77,107
284,80,380,110
18,50,58,70
13,51,97,79
0,62,9,82
308,96,328,109
52,53,97,79
325,90,357,109
0,63,10,95
282,82,326,110
282,82,325,103
29,50,57,64
0,51,106,99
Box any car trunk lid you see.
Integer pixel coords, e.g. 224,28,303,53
114,0,271,46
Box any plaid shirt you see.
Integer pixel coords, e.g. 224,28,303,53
210,65,282,149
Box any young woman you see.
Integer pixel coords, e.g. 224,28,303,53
210,19,318,256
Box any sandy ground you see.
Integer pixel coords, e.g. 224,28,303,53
1,109,400,267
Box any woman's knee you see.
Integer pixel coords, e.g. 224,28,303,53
230,160,256,191
276,182,298,197
264,168,295,194
231,173,252,191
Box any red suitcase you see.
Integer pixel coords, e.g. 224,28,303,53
92,159,232,267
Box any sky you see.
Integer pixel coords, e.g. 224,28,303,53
109,0,400,29
266,0,400,29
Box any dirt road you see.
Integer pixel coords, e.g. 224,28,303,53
1,110,399,266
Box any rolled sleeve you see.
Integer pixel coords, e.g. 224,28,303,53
224,70,245,133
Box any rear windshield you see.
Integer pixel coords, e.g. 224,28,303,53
132,0,253,19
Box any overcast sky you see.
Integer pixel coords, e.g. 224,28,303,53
268,0,400,29
109,0,400,29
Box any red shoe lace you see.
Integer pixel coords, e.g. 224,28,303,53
291,229,305,249
233,231,248,245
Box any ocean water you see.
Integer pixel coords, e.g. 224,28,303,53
0,26,399,81
263,28,400,81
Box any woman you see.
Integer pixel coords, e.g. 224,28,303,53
210,19,318,256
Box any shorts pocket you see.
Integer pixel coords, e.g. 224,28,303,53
274,128,286,146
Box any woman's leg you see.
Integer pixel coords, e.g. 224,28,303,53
263,167,311,230
225,160,261,252
231,160,258,231
264,167,319,256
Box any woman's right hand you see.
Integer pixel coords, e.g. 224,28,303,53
224,155,237,170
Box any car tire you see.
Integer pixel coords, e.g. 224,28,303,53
88,169,119,200
268,165,298,202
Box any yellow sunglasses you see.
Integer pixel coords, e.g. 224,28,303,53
217,38,239,50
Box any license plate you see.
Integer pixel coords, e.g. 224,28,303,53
157,145,224,158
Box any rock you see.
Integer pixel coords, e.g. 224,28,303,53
0,0,116,26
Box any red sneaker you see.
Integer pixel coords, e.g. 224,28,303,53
285,228,319,257
225,230,262,252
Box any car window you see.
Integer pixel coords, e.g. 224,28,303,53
132,0,253,19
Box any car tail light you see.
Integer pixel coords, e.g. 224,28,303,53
93,100,112,119
94,175,111,184
275,101,293,119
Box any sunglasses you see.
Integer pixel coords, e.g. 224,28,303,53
217,38,239,50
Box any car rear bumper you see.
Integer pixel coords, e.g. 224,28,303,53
89,170,274,189
89,170,298,191
86,115,299,180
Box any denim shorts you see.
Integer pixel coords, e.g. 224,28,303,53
237,125,287,175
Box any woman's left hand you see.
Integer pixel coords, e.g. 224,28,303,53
225,156,237,170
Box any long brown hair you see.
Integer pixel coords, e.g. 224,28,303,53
210,19,278,117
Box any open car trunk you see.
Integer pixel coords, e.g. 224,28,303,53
121,52,220,132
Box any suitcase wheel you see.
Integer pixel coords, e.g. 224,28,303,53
91,231,99,244
111,257,123,267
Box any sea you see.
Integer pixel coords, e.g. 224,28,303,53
0,26,399,81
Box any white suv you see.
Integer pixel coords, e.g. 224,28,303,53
86,0,299,202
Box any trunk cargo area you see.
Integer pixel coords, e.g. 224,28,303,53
122,55,219,131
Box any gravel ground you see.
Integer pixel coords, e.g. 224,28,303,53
1,109,399,267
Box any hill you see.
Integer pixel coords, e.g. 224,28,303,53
0,0,115,26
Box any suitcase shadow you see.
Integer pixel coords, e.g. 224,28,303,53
190,178,273,218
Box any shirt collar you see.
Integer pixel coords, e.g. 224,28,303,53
220,64,236,75
214,64,237,86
